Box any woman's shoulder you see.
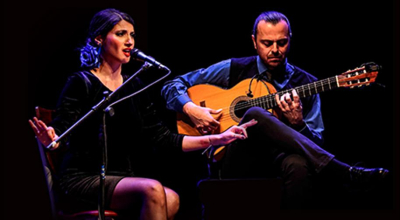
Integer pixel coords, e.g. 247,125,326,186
61,70,101,94
66,70,98,85
68,70,95,80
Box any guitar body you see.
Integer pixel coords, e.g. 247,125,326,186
177,78,277,136
175,63,380,161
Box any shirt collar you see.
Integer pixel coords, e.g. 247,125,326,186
256,55,268,75
256,56,295,89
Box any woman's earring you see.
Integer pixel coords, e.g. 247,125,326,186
96,44,102,68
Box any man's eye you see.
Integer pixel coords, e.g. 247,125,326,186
263,39,288,47
277,39,288,47
263,41,273,47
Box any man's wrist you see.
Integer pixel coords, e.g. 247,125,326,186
183,102,195,114
292,120,306,131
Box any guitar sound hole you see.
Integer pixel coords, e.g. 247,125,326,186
233,100,250,119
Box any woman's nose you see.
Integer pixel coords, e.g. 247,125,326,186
126,35,134,44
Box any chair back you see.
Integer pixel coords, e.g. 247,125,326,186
35,106,58,219
34,106,119,220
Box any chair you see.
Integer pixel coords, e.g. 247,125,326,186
34,106,119,220
197,178,283,220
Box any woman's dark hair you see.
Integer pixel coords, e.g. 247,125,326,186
252,11,292,41
80,8,135,68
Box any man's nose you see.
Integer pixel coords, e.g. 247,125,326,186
271,42,279,53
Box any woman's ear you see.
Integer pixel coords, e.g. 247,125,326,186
94,36,103,46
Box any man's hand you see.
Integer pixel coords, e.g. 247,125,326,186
183,102,222,134
275,89,305,128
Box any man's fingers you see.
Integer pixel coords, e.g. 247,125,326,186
209,109,222,126
200,126,212,134
292,89,299,101
213,113,222,123
275,94,281,107
210,118,221,127
284,93,292,102
280,94,290,111
210,108,223,114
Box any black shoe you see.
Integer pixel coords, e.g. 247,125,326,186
347,166,389,191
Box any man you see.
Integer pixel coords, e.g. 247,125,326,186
161,11,388,208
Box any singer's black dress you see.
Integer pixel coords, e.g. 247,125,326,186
49,70,184,211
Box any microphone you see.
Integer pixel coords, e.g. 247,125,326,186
130,48,167,70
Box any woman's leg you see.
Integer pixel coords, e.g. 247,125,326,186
110,177,179,220
164,186,180,220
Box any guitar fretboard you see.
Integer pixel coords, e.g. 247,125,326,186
247,76,338,109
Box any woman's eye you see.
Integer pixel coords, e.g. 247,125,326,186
116,31,127,36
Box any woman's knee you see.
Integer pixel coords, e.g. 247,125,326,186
165,188,180,219
166,188,179,209
141,179,167,203
111,178,167,211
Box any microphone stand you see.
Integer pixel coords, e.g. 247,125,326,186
45,62,165,220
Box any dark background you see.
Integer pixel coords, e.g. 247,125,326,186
3,0,399,219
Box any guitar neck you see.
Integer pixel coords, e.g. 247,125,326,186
250,76,338,109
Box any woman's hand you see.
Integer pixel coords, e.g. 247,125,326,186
211,119,258,146
28,117,59,150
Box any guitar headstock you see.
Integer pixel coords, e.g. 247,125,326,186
337,62,380,88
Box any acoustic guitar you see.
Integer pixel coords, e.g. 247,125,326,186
176,63,379,159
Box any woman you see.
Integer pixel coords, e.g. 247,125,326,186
29,8,256,220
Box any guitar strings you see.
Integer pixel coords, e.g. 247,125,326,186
202,69,370,125
229,76,337,114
